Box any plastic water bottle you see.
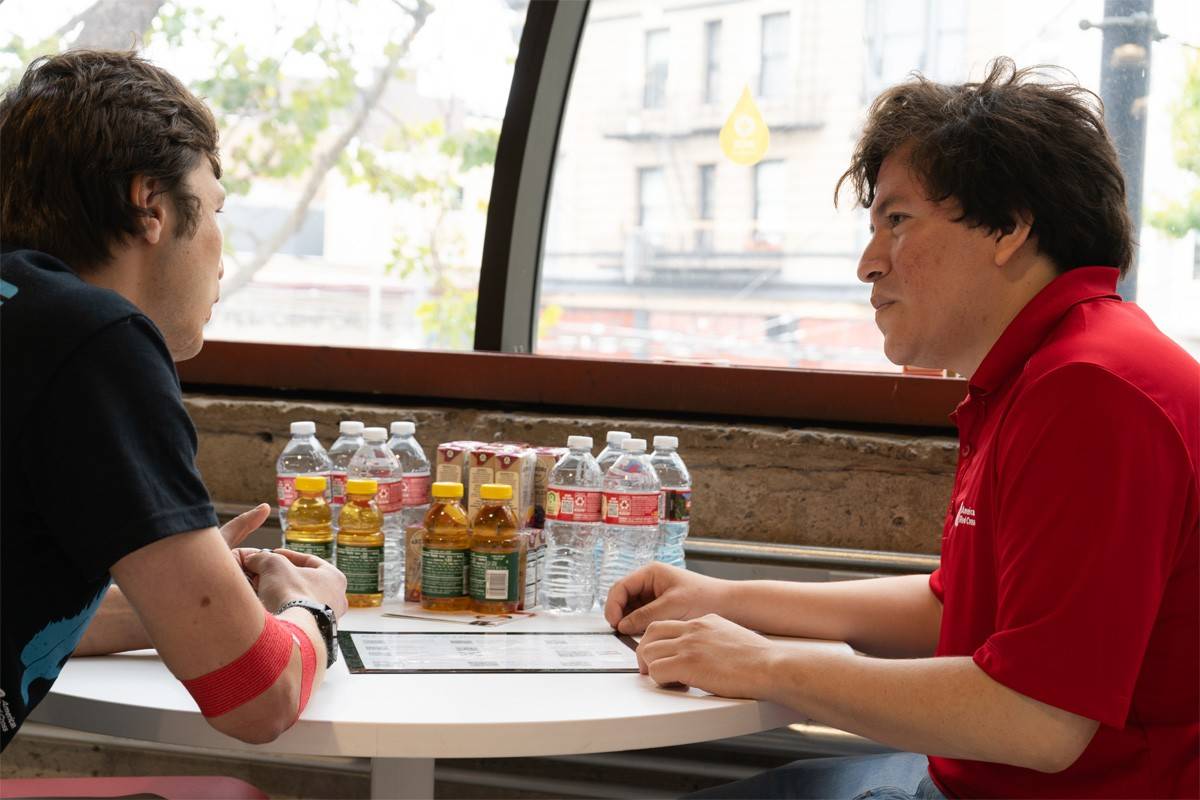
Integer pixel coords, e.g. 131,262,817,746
593,431,631,586
650,435,691,568
598,438,661,604
350,427,405,600
276,421,332,537
542,435,604,613
387,421,432,533
328,420,365,529
596,430,631,473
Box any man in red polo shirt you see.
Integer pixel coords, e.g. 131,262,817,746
605,57,1199,798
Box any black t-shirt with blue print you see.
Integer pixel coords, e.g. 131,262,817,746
0,248,218,750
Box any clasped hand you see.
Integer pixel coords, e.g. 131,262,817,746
604,563,777,699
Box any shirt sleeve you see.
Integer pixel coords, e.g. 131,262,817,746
22,316,218,576
974,363,1193,728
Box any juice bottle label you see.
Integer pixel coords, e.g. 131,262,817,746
375,478,405,514
602,492,660,526
545,487,602,522
276,475,298,508
469,550,519,602
402,473,432,506
330,471,348,506
286,539,334,563
422,547,468,598
662,489,692,522
340,544,383,594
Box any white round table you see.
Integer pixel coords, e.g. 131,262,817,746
32,603,847,798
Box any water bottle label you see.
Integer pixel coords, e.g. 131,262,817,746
662,489,692,522
402,473,432,507
422,547,469,598
375,478,405,514
545,487,602,522
285,539,334,564
330,471,348,506
469,550,520,602
276,475,298,508
340,544,383,594
602,492,660,526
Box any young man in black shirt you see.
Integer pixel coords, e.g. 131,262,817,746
0,49,347,749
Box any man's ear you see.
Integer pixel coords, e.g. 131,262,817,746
129,175,165,246
994,211,1033,267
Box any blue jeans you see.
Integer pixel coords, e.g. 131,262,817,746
687,752,945,800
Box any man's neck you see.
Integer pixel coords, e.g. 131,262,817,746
956,257,1059,379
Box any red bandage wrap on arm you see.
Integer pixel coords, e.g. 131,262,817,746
276,619,316,722
181,609,314,719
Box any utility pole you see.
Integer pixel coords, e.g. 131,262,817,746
1081,1,1165,300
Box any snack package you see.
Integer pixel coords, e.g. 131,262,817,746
531,446,568,529
467,444,536,526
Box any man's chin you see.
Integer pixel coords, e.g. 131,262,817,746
170,334,205,363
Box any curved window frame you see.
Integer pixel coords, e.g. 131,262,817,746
179,0,966,430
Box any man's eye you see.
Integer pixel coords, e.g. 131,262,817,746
888,213,906,227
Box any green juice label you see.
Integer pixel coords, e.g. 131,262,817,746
469,550,519,602
286,539,334,563
422,547,468,598
339,544,383,594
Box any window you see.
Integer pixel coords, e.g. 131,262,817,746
1,0,525,352
637,166,669,249
643,28,669,109
759,12,789,101
703,20,721,105
752,160,786,249
697,164,716,252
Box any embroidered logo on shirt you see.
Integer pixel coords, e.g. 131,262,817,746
954,502,977,527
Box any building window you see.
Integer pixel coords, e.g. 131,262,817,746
638,166,668,235
703,20,721,105
753,159,785,248
643,28,669,109
697,164,716,252
759,12,789,100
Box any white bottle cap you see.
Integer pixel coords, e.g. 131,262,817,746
606,431,631,444
653,435,678,449
364,426,388,442
621,438,647,452
340,421,365,435
567,435,593,449
290,421,316,436
390,421,416,436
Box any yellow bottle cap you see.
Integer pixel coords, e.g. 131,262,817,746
295,475,327,493
432,481,464,499
346,478,378,495
480,483,512,501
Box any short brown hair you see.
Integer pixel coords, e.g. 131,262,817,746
836,57,1133,277
0,49,221,268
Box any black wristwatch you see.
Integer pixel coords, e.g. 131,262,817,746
277,599,338,668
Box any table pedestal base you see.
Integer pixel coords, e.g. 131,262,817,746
371,756,435,799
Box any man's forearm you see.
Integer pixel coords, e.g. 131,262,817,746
763,647,1097,773
74,586,152,656
724,574,942,657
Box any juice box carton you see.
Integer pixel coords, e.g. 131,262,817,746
435,441,485,498
404,523,424,603
467,444,536,526
518,528,545,610
531,446,568,529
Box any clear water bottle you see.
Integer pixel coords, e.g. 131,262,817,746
350,427,405,600
598,438,661,604
593,431,631,586
650,435,691,569
328,420,365,530
276,421,332,537
542,435,604,614
596,430,631,473
387,421,432,533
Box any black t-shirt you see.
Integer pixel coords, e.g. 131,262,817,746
0,248,218,750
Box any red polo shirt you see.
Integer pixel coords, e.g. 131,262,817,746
926,267,1199,797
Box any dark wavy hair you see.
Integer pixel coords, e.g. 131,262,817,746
0,49,221,268
836,57,1132,276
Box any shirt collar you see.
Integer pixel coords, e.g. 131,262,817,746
969,266,1122,395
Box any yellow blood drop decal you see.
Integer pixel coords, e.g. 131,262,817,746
719,86,770,166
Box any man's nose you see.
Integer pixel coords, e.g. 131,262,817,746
218,259,225,280
856,232,889,284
